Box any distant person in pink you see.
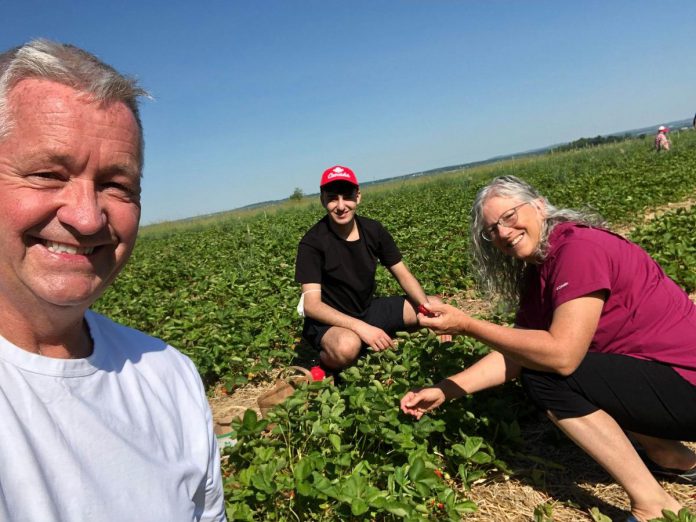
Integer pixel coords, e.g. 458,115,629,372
655,125,671,151
400,176,696,522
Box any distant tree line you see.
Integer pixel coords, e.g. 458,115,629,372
551,133,638,153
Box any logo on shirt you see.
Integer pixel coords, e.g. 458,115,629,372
556,282,569,292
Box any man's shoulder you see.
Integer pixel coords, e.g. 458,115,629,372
356,215,390,237
86,311,198,377
299,215,331,244
355,215,384,228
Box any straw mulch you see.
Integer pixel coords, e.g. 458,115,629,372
463,416,695,521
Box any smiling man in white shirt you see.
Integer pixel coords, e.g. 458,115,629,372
0,39,225,521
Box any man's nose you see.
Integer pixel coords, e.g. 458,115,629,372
55,179,106,235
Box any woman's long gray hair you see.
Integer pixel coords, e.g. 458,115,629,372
470,175,605,307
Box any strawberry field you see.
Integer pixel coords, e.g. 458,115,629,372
94,131,696,520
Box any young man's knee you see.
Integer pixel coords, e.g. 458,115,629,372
321,333,362,369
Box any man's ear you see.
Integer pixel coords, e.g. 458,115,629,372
356,190,362,205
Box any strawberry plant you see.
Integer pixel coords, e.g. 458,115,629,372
630,206,696,292
222,330,519,520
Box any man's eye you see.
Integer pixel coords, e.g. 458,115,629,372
100,180,140,201
104,181,127,191
27,172,67,186
30,172,64,180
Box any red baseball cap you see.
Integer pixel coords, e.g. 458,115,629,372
320,165,359,187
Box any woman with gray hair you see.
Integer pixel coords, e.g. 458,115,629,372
401,176,696,521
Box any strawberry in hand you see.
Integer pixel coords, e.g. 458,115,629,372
417,303,436,317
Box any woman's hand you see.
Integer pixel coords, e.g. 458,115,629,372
417,302,470,336
400,387,446,420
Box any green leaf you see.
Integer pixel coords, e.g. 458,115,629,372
350,498,369,516
328,433,341,452
241,409,258,430
408,457,426,481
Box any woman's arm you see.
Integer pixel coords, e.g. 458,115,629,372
419,291,606,376
401,351,520,419
401,292,605,419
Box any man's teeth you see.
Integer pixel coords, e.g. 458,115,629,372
510,235,523,247
45,241,94,255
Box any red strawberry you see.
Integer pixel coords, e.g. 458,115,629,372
418,304,435,317
310,365,326,381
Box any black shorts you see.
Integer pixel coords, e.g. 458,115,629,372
302,296,407,352
521,352,696,441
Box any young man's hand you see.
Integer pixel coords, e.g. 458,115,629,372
355,323,395,351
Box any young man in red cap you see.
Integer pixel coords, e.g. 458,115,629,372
295,165,443,371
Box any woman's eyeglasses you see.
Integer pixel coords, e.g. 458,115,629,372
481,202,530,241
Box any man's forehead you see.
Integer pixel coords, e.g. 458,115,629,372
0,81,142,181
9,78,129,118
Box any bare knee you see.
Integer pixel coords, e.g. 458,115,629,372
320,330,362,370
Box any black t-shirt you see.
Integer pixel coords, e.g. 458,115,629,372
295,215,402,317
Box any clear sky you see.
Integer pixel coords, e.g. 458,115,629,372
3,1,695,224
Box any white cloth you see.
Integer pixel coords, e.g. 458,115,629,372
296,289,321,317
0,311,226,522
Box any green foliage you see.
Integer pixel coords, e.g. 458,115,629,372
223,330,520,521
551,133,635,152
629,206,696,292
653,508,696,522
533,501,554,522
289,187,304,201
589,506,612,521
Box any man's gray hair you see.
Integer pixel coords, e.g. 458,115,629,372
0,39,149,166
470,175,605,307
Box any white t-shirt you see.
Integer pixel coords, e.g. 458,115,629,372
0,311,226,522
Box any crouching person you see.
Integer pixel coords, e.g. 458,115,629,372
295,165,447,372
401,175,696,522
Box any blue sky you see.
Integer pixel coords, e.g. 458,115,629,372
3,1,695,224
